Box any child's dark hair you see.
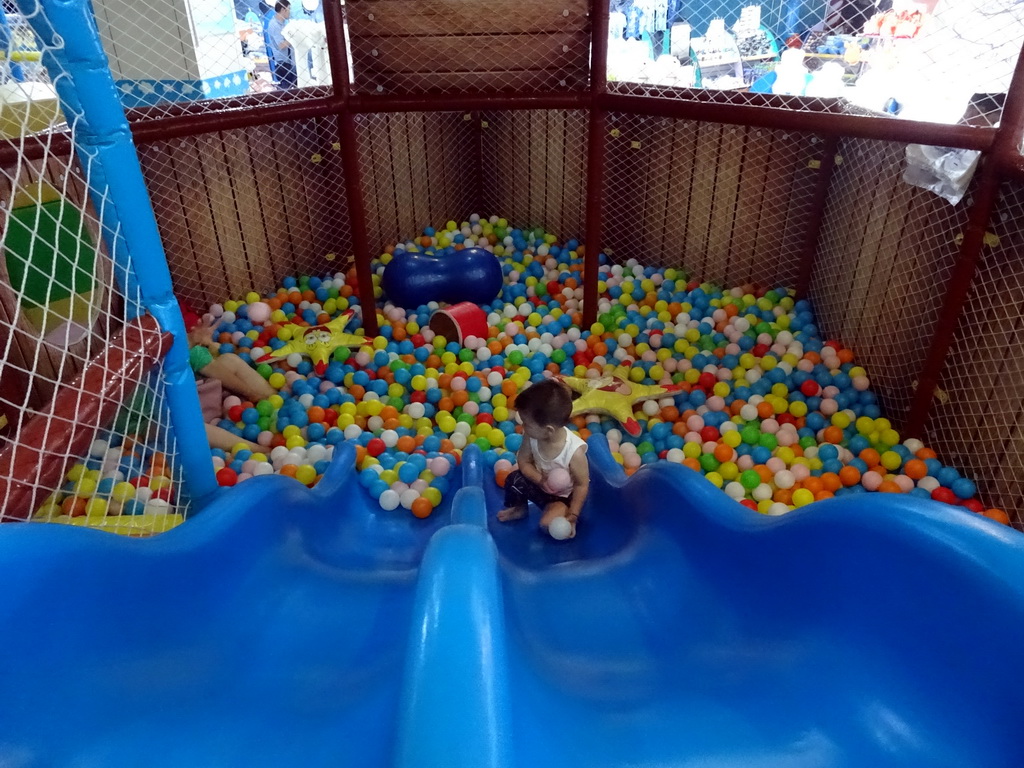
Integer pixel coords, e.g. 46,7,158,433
514,378,573,427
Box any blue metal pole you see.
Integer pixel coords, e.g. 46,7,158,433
19,0,218,505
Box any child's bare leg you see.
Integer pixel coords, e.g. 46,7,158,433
205,423,261,452
497,505,528,522
200,354,275,401
539,501,569,529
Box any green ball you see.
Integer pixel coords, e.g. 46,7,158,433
799,436,817,449
256,400,274,417
637,441,655,456
257,363,273,379
507,350,524,366
741,425,761,445
740,469,761,490
474,437,492,451
758,433,778,451
755,322,774,336
699,453,720,472
458,348,475,362
333,347,350,362
551,349,566,364
258,416,271,431
388,397,405,410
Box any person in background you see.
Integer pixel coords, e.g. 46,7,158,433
266,0,297,89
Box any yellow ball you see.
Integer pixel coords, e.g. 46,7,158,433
880,451,903,471
792,488,814,507
85,497,108,518
789,400,808,417
705,472,724,488
295,465,317,485
712,381,730,398
880,428,900,446
722,430,742,448
719,461,739,481
268,372,286,389
831,412,851,429
111,482,135,503
246,292,261,304
683,442,701,459
285,435,306,450
282,425,302,438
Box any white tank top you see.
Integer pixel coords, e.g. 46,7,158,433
530,428,587,496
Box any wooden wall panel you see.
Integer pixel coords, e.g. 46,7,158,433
602,115,821,289
479,109,587,241
346,0,590,95
138,118,352,309
810,138,965,428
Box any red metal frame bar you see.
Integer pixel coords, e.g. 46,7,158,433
348,93,589,114
601,93,996,151
583,0,610,328
905,46,1024,437
794,135,841,299
0,315,172,521
328,0,379,336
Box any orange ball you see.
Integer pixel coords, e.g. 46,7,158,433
821,472,842,492
814,490,834,501
756,402,774,419
983,508,1011,525
396,435,417,454
839,465,861,487
411,497,433,519
495,468,511,488
859,448,880,467
878,480,902,493
306,406,326,423
280,464,299,478
823,426,844,444
903,459,928,480
916,447,938,460
713,443,733,463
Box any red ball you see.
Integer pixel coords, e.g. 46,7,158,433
227,405,243,422
547,281,562,297
752,344,770,357
410,391,427,403
800,380,820,397
323,408,338,424
366,437,386,457
740,499,758,510
410,334,426,347
476,413,494,427
699,426,720,443
961,498,985,514
151,486,174,503
931,487,957,505
216,468,238,487
697,372,717,390
777,413,797,426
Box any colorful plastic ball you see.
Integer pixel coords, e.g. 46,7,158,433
931,487,958,505
792,488,814,507
247,302,272,324
548,516,573,540
379,489,401,511
951,478,976,500
216,468,238,486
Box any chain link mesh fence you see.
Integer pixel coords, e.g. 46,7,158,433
602,112,819,288
345,0,591,95
0,5,188,532
89,0,333,120
137,115,351,310
354,111,478,253
478,109,589,241
925,181,1024,527
605,0,1021,128
809,136,968,430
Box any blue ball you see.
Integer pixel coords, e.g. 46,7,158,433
951,477,976,500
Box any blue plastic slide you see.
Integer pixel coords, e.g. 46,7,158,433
1,437,1022,767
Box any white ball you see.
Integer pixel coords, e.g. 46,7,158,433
344,425,363,440
286,353,303,368
379,489,400,511
548,516,573,540
400,489,420,510
775,470,796,489
917,476,940,492
767,503,790,516
753,483,774,501
903,438,924,454
90,439,109,458
724,482,746,500
381,429,399,447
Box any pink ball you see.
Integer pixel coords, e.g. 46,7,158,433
766,457,786,473
776,430,797,446
761,418,780,434
706,396,726,412
853,376,870,391
686,415,704,431
894,475,914,493
247,302,271,324
684,431,702,444
257,431,274,446
545,467,573,495
737,455,755,470
862,471,883,491
822,385,840,399
820,399,839,416
791,463,811,481
429,457,451,477
450,377,467,392
702,441,718,454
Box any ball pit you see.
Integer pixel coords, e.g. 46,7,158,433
34,214,1009,530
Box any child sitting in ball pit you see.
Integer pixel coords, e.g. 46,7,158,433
180,300,275,451
497,378,589,539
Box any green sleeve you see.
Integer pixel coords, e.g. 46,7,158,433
189,345,213,373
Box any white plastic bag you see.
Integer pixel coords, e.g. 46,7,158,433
903,145,980,206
